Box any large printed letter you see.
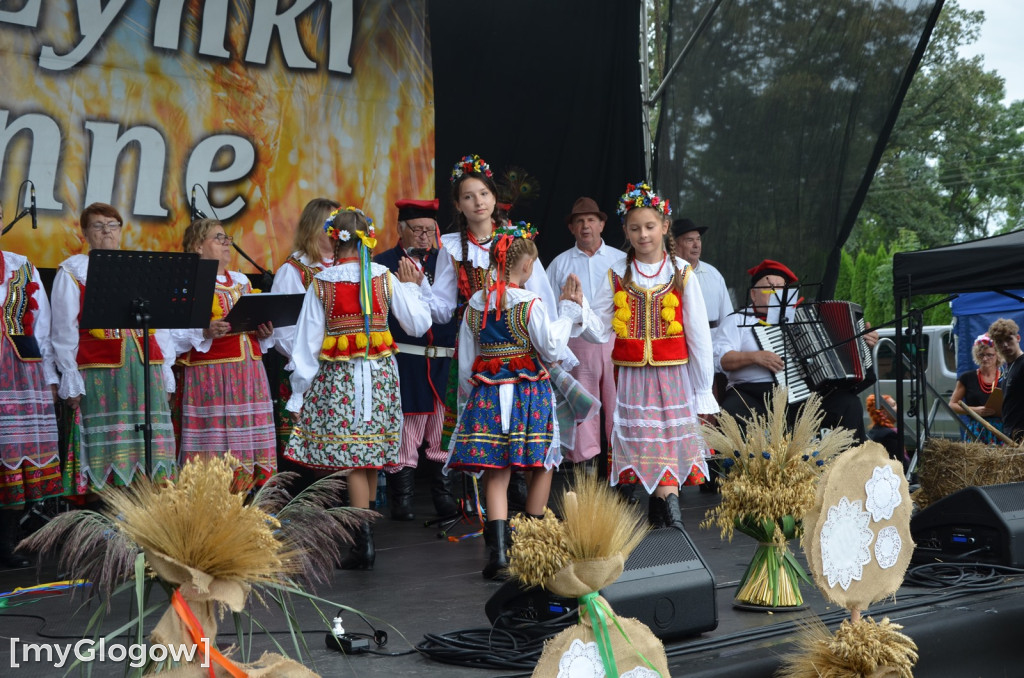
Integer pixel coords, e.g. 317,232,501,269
83,122,168,217
328,0,353,74
186,135,256,221
38,0,129,71
0,111,63,211
0,0,42,27
245,0,316,69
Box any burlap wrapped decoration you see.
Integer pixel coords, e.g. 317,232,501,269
532,555,669,678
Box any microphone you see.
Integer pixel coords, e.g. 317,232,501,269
190,185,207,220
29,182,37,229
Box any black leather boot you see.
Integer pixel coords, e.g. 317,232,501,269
0,510,29,569
508,472,529,513
647,496,667,529
664,493,684,530
426,460,459,517
616,482,639,505
388,467,416,521
482,519,509,580
338,521,375,570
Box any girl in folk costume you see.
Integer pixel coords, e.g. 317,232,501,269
589,183,718,529
270,198,341,454
0,203,62,567
447,222,591,579
426,155,566,449
171,219,277,487
51,203,177,495
285,206,431,569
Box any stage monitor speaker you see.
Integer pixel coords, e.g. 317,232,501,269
910,481,1024,567
485,526,718,640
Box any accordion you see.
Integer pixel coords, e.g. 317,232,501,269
752,301,875,404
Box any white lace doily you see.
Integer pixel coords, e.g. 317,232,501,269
864,465,903,522
819,496,874,591
555,638,660,678
874,525,902,569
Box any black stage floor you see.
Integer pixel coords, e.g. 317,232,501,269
1,474,1023,677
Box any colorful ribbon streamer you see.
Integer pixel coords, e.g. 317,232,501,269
578,592,663,678
170,589,247,678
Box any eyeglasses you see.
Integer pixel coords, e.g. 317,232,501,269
87,221,122,232
209,233,234,244
405,225,434,236
980,353,998,359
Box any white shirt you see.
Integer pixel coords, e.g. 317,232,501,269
714,307,774,387
588,255,718,414
270,252,333,360
50,254,177,398
286,262,431,413
0,251,58,385
690,259,733,327
546,240,627,303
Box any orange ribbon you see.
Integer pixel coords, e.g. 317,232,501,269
170,589,247,678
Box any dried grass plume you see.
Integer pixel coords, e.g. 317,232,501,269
777,617,918,678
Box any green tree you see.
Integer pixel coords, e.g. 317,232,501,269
850,0,1024,253
834,249,854,301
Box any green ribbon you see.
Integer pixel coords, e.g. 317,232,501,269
578,592,663,678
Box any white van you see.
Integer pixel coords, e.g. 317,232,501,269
863,325,960,447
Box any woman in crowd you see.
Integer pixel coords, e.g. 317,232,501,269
446,222,587,578
949,333,1006,445
0,204,62,567
173,219,276,487
284,206,430,570
587,182,718,529
51,203,177,495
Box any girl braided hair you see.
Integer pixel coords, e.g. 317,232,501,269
484,221,538,322
449,155,509,301
617,182,686,294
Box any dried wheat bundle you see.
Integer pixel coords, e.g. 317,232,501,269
777,617,918,678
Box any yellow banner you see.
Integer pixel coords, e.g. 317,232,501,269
0,0,433,270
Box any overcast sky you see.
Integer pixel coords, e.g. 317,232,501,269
954,0,1024,104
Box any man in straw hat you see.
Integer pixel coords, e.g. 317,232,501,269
374,199,459,520
547,197,626,465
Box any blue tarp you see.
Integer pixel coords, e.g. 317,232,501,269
951,291,1024,376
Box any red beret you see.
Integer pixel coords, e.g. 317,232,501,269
747,259,798,285
395,198,439,221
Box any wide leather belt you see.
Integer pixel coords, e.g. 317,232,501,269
395,343,455,359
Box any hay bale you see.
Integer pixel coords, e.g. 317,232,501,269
916,438,1024,508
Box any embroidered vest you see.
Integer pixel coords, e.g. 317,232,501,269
455,261,490,322
465,300,548,385
316,273,397,361
284,255,321,290
2,262,42,361
75,283,164,368
609,270,688,367
179,277,262,366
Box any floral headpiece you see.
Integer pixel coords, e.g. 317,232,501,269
616,182,671,221
975,333,994,348
324,206,375,242
494,220,537,240
450,154,493,184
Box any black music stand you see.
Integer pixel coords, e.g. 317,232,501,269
81,250,218,474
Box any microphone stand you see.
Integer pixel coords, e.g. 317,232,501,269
1,208,30,236
233,242,275,290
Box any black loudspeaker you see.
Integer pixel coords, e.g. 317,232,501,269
485,526,718,640
910,481,1024,567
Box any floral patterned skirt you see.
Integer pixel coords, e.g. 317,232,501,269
610,364,708,493
178,358,276,486
0,341,62,506
448,378,555,472
284,358,402,470
62,350,177,495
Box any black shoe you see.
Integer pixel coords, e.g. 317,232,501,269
0,511,29,569
508,472,529,513
482,519,509,580
339,521,375,570
647,496,667,529
426,460,459,517
388,467,416,521
664,493,684,530
616,483,639,506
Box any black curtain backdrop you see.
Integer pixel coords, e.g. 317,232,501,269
654,0,942,301
429,0,645,263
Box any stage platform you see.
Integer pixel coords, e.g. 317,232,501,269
1,475,1022,677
